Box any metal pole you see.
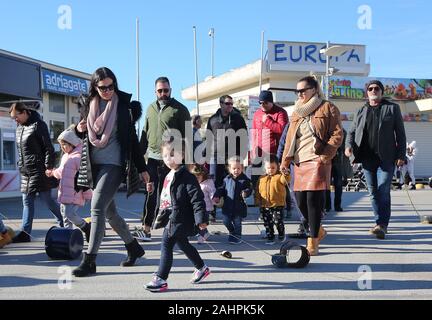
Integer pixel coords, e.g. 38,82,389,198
136,18,141,133
193,26,199,115
325,41,330,100
210,28,214,78
259,31,265,92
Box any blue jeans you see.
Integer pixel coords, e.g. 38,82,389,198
21,191,63,234
222,214,242,237
0,217,6,234
362,159,395,227
157,228,204,280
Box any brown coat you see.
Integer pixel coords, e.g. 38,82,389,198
281,100,343,169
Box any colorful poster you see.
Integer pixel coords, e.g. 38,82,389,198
328,76,432,101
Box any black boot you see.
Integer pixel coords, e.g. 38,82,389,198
73,253,96,277
121,238,145,267
12,231,31,243
80,223,91,243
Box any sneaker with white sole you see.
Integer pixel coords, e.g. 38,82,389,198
133,226,152,242
191,265,210,284
197,235,205,244
144,274,168,292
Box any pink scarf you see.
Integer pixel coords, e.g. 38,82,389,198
87,92,118,148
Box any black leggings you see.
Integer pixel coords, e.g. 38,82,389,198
295,191,325,238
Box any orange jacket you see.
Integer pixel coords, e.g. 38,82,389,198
255,173,290,208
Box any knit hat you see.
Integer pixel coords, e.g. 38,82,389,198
366,80,384,93
259,90,273,103
57,129,81,147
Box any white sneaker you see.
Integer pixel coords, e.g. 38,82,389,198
144,274,168,292
133,226,152,242
197,235,205,244
191,265,210,284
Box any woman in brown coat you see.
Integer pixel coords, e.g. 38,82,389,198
280,76,343,255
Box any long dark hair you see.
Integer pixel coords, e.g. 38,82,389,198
89,67,119,100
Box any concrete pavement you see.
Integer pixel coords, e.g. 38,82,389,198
1,188,432,300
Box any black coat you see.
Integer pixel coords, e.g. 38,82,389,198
16,111,57,194
214,173,252,218
75,91,147,196
206,107,248,161
162,166,208,237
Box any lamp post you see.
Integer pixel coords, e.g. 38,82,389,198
320,42,353,99
208,28,215,78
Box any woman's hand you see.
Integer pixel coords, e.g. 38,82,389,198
140,171,150,183
77,119,87,133
146,182,154,194
45,169,53,177
280,165,289,175
212,197,220,204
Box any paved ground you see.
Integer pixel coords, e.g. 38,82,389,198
1,187,432,300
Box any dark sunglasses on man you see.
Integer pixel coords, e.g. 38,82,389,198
368,86,381,92
157,88,170,94
97,84,115,93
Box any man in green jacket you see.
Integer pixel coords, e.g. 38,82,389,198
134,77,191,242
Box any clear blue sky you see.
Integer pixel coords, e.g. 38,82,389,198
1,0,431,115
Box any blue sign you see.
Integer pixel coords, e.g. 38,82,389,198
41,69,89,97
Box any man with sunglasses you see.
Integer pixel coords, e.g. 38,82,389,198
206,95,248,189
345,80,406,240
135,77,191,242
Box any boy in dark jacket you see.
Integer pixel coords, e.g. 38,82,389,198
213,156,252,244
145,140,210,292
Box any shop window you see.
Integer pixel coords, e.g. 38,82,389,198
49,93,65,114
2,140,16,170
50,120,65,166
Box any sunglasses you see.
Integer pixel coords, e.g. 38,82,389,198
224,102,234,106
368,86,381,92
157,88,170,94
97,84,115,93
294,87,313,95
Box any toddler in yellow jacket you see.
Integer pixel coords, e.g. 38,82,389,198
255,154,291,244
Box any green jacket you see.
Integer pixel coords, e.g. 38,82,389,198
141,98,191,159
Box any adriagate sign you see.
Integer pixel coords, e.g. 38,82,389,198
42,69,90,97
267,41,367,75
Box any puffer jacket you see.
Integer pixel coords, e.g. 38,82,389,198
52,144,92,206
281,100,343,168
255,173,290,208
16,111,57,194
75,91,147,197
214,173,252,218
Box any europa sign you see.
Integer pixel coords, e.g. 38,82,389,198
42,69,90,97
267,40,367,75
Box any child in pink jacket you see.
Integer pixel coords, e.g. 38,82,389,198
190,164,215,244
46,128,92,242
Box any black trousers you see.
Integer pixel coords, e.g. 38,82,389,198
142,158,170,227
261,207,285,239
295,191,325,238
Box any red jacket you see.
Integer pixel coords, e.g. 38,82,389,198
251,104,288,158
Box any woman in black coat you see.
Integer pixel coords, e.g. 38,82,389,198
9,102,63,243
72,67,153,277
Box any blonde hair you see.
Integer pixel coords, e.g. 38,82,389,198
227,156,243,169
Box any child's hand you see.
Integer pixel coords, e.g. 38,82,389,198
146,182,154,194
212,197,220,204
241,191,248,198
45,169,53,177
198,223,208,230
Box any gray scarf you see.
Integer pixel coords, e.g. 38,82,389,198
293,95,323,118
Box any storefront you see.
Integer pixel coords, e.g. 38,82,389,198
0,49,91,198
181,40,432,178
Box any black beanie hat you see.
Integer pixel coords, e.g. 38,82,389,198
366,80,384,93
259,90,273,103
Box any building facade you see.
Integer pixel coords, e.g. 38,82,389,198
0,49,91,198
181,40,432,177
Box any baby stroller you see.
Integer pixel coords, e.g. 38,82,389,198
345,164,367,192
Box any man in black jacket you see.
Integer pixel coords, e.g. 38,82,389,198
345,80,406,239
206,95,248,188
